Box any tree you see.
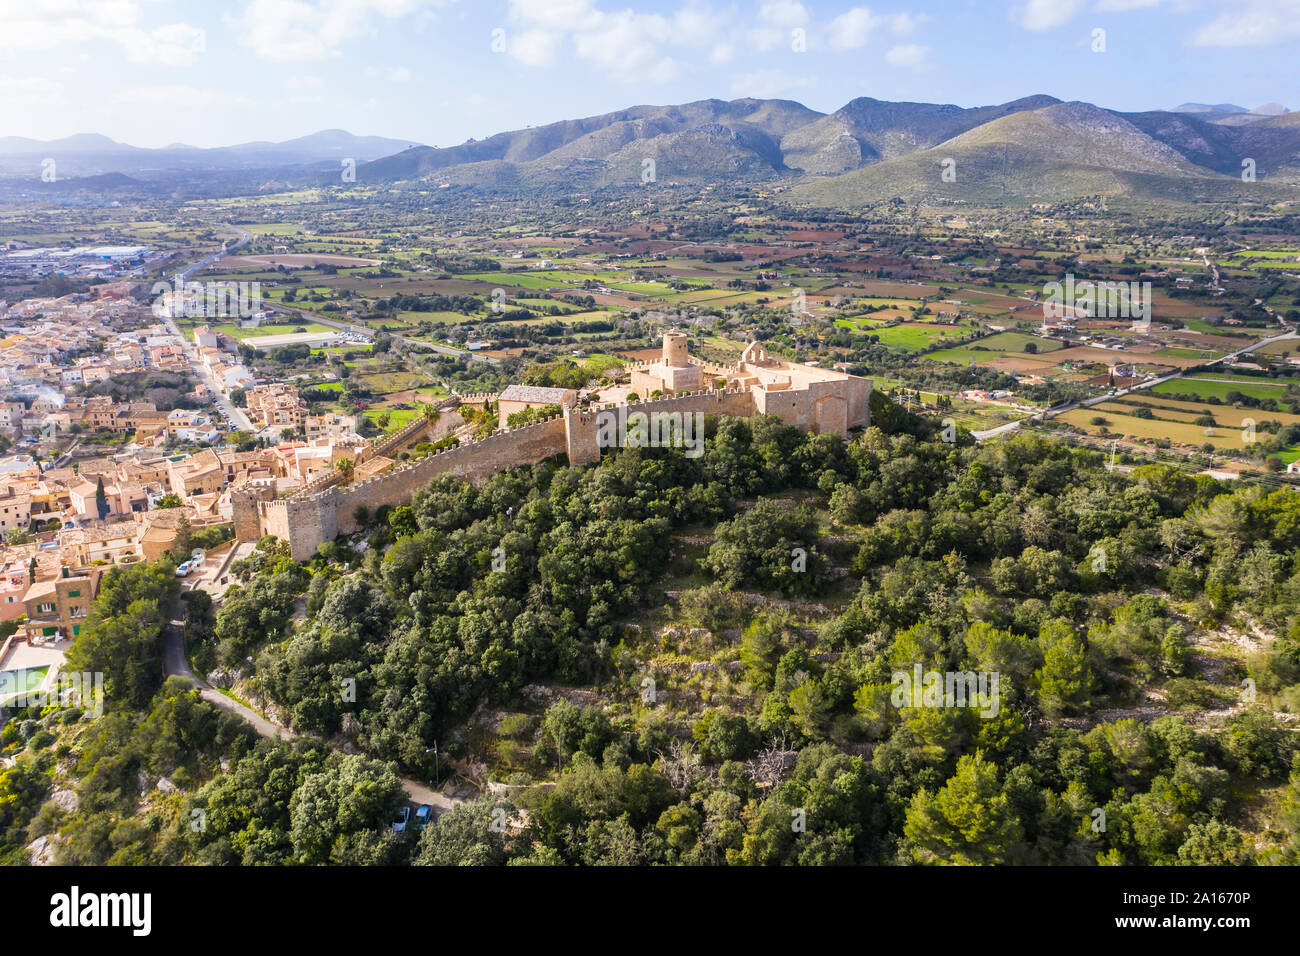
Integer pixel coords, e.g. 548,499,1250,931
904,751,1023,864
173,515,192,559
228,430,257,453
1034,620,1092,716
287,755,405,865
64,560,179,709
95,476,109,520
153,493,183,510
335,458,354,479
415,797,509,865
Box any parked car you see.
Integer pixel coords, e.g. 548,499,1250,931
391,806,410,832
174,560,192,577
413,805,432,831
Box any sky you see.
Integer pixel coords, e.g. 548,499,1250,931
0,0,1297,149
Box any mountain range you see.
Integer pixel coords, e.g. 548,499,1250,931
353,93,1300,207
0,130,421,178
6,95,1300,208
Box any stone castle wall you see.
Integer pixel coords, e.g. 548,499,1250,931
242,382,868,561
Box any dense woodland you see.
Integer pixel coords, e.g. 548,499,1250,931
5,394,1300,865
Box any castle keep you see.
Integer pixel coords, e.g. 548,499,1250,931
234,335,871,560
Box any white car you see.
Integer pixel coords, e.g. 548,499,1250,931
174,560,192,577
391,807,410,832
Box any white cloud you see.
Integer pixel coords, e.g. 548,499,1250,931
112,86,252,109
508,0,602,31
673,5,729,47
709,42,735,64
573,9,677,81
1095,0,1162,9
749,26,788,51
508,28,561,67
286,74,325,89
1188,0,1300,47
827,8,928,52
363,65,412,81
506,0,699,83
759,0,810,29
118,24,209,67
884,43,930,68
730,69,813,99
828,8,884,50
1010,0,1088,31
885,12,928,34
230,0,456,62
0,1,207,66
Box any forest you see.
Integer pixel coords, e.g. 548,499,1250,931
5,394,1300,865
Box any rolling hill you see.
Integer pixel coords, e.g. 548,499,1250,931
791,101,1299,208
8,92,1300,206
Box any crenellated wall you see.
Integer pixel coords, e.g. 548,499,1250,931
245,381,870,561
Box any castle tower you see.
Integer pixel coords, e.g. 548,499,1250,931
230,480,276,541
663,331,689,368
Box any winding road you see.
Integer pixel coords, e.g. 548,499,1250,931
161,548,459,815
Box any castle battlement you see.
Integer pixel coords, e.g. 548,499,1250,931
237,334,871,560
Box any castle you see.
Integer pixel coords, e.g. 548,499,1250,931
234,334,871,560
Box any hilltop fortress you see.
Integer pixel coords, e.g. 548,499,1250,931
234,334,871,560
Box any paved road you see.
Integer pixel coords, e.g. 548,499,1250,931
973,326,1299,441
261,300,500,365
159,226,257,433
163,557,460,815
158,309,256,433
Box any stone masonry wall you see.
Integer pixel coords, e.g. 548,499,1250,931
258,384,866,560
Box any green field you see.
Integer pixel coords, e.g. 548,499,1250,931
976,332,1061,353
925,348,1000,365
1151,376,1293,402
873,323,963,351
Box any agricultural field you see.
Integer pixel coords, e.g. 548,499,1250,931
1058,407,1250,450
1152,375,1297,403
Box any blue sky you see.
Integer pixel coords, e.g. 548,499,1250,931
0,0,1296,148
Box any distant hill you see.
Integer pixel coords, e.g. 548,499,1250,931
779,94,1061,174
0,130,423,179
1172,102,1248,114
6,93,1299,206
359,98,821,183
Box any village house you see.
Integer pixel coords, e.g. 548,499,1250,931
245,383,307,430
22,563,106,641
